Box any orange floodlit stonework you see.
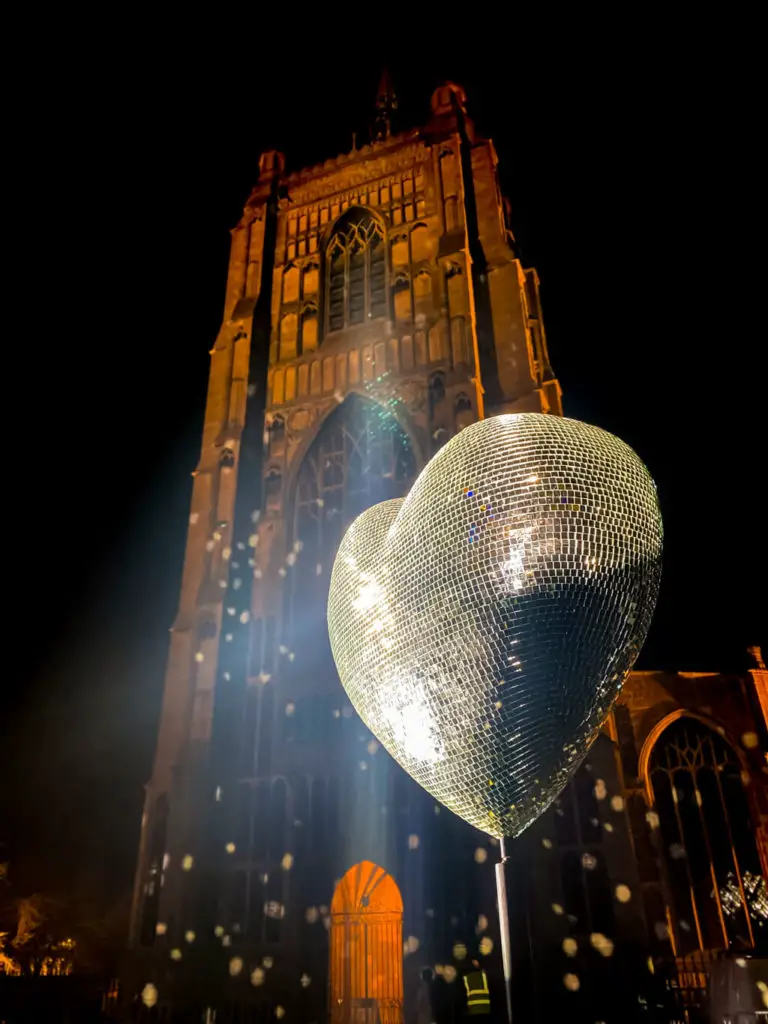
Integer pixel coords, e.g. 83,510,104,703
126,76,767,1022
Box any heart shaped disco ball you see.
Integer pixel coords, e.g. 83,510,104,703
327,414,663,838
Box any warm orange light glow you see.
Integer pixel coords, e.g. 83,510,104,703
750,664,768,737
330,861,403,1023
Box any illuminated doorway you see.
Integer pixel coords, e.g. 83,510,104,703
330,861,404,1024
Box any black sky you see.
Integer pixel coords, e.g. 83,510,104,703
2,28,764,909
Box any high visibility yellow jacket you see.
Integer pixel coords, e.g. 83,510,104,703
464,970,490,1015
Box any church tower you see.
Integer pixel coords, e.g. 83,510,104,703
127,82,561,1021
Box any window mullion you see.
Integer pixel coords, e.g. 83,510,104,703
691,765,731,948
668,768,706,950
709,739,756,946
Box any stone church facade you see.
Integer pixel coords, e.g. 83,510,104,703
126,81,767,1023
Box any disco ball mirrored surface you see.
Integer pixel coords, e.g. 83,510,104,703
327,414,663,838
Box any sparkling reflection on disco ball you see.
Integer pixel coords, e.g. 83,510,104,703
328,414,662,838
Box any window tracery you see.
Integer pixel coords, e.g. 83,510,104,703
326,209,387,333
649,717,765,953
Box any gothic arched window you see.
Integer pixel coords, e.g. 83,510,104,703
288,394,416,658
326,209,386,333
649,716,766,954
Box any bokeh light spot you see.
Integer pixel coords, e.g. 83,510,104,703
590,933,614,957
615,884,631,903
141,983,158,1007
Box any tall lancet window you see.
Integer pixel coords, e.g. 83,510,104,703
326,209,387,333
288,394,416,660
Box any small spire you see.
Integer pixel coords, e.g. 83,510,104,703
373,69,398,140
748,645,766,670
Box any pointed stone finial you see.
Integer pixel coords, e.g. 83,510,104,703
373,69,398,140
258,151,285,182
430,81,468,117
425,81,475,141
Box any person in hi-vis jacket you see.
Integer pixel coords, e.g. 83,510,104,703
463,960,491,1016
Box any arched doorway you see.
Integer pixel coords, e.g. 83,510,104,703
330,861,404,1024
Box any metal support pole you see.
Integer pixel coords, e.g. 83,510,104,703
495,837,514,1024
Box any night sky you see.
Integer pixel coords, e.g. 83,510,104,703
2,34,763,917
